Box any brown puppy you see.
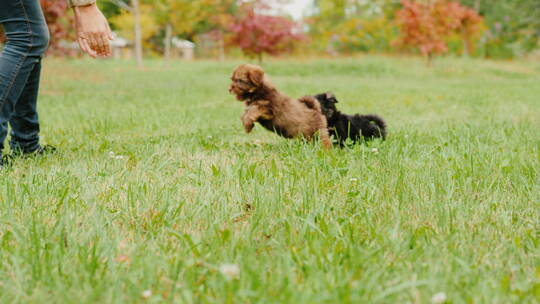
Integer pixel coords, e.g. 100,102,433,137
229,64,331,149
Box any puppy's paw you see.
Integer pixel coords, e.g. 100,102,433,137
241,113,257,132
244,123,254,133
241,118,254,133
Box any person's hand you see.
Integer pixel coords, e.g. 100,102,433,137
74,3,113,58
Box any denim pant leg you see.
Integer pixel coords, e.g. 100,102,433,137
0,0,49,155
9,57,43,153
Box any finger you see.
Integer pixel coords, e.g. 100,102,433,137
77,37,91,56
97,32,108,56
88,33,101,56
81,38,97,58
102,37,111,57
78,37,97,58
98,33,110,57
98,34,111,57
92,32,104,57
92,32,104,56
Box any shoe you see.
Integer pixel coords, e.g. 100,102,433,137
31,144,57,155
10,145,57,159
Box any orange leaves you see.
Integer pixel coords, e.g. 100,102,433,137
394,0,483,59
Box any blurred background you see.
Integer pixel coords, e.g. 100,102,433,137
1,0,539,64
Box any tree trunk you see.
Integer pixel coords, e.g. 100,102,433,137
462,28,469,57
257,53,262,64
164,23,172,60
462,39,470,57
474,0,481,12
462,30,472,58
133,0,143,68
218,30,225,61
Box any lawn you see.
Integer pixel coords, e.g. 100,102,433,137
0,56,539,303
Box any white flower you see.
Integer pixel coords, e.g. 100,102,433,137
350,178,358,182
219,263,240,279
431,292,447,304
371,148,379,154
108,151,125,160
142,289,152,299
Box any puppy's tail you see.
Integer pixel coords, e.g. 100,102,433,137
298,96,319,111
362,114,387,139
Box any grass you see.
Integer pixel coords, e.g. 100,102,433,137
0,56,539,303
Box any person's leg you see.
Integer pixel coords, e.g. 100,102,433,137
0,0,49,157
9,57,43,153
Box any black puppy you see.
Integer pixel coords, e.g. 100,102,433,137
314,92,386,146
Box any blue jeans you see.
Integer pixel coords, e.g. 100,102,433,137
0,0,49,156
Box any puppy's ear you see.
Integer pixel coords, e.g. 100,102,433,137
325,92,337,103
248,66,264,87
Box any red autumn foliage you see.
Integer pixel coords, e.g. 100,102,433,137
394,0,483,60
229,3,306,62
40,0,76,56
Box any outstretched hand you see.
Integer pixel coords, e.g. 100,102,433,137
74,4,113,58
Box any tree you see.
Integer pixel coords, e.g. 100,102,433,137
41,0,75,55
308,0,401,55
459,0,540,58
330,16,398,54
394,0,482,62
204,0,239,61
152,0,235,60
229,3,306,63
447,1,483,56
109,0,144,67
394,0,447,61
